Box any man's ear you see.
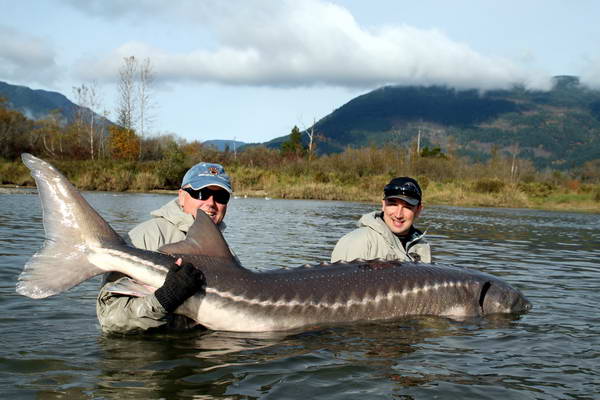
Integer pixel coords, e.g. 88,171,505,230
415,203,423,217
178,189,186,209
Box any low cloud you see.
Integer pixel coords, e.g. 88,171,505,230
71,0,553,90
579,53,600,89
0,25,60,85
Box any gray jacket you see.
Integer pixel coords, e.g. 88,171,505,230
96,199,225,334
330,211,431,263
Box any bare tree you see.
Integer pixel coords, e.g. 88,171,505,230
300,117,320,162
305,119,316,162
73,82,102,160
117,56,137,131
509,142,520,183
137,57,155,158
138,58,154,137
114,56,157,159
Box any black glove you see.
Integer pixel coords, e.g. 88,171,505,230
154,262,206,313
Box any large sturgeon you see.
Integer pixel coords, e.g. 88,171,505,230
16,154,531,332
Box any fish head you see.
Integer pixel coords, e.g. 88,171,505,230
480,280,532,315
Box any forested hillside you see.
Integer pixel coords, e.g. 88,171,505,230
267,76,600,169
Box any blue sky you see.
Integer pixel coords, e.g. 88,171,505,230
2,0,600,144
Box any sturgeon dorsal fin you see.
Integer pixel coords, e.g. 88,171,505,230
159,209,236,263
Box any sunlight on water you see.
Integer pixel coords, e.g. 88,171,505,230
1,191,599,399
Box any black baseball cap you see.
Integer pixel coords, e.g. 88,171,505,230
383,177,422,206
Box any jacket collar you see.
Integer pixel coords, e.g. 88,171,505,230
360,211,425,250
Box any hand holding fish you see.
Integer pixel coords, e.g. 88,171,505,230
154,260,206,313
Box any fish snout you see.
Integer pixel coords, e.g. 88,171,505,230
480,281,532,315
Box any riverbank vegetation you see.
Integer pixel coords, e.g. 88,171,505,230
1,133,599,213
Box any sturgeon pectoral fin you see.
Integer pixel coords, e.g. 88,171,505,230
104,277,156,297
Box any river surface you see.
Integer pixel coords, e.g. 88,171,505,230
1,190,599,399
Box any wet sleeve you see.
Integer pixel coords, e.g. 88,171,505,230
96,217,167,333
96,276,169,334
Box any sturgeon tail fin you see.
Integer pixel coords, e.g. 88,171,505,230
17,154,126,299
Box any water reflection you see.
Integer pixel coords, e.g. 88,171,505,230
93,315,525,399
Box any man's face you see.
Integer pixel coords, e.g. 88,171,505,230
178,185,228,225
381,197,422,236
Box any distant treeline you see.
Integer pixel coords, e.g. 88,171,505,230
1,97,600,212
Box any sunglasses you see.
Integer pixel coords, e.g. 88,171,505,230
182,187,231,204
383,182,421,200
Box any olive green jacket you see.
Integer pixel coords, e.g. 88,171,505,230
330,211,431,263
96,199,226,334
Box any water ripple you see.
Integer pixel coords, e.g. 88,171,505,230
1,193,599,398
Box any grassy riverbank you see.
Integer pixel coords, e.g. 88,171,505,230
2,153,599,213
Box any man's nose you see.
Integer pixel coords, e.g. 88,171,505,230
204,195,217,206
393,205,405,217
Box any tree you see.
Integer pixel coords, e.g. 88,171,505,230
301,118,319,162
115,56,156,159
73,82,103,160
138,57,154,141
420,146,445,158
117,56,137,131
109,125,140,160
0,98,34,159
35,110,64,158
281,125,305,158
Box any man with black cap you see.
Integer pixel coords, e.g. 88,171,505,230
331,177,431,263
96,162,234,333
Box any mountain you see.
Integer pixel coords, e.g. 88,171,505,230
265,76,600,169
0,80,111,126
203,139,247,151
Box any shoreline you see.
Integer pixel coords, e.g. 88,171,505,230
4,184,599,214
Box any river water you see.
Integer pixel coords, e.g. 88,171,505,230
1,190,599,399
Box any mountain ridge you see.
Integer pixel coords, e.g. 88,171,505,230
265,75,600,169
0,80,112,127
3,77,599,170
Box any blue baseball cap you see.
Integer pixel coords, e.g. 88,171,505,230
181,162,232,193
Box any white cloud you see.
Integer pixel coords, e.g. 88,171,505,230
579,53,600,89
0,25,60,84
70,0,553,90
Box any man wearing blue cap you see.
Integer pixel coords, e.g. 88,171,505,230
331,177,431,263
96,162,234,333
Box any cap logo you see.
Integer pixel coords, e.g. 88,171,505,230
208,166,219,175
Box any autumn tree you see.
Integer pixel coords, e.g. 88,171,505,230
109,125,140,160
